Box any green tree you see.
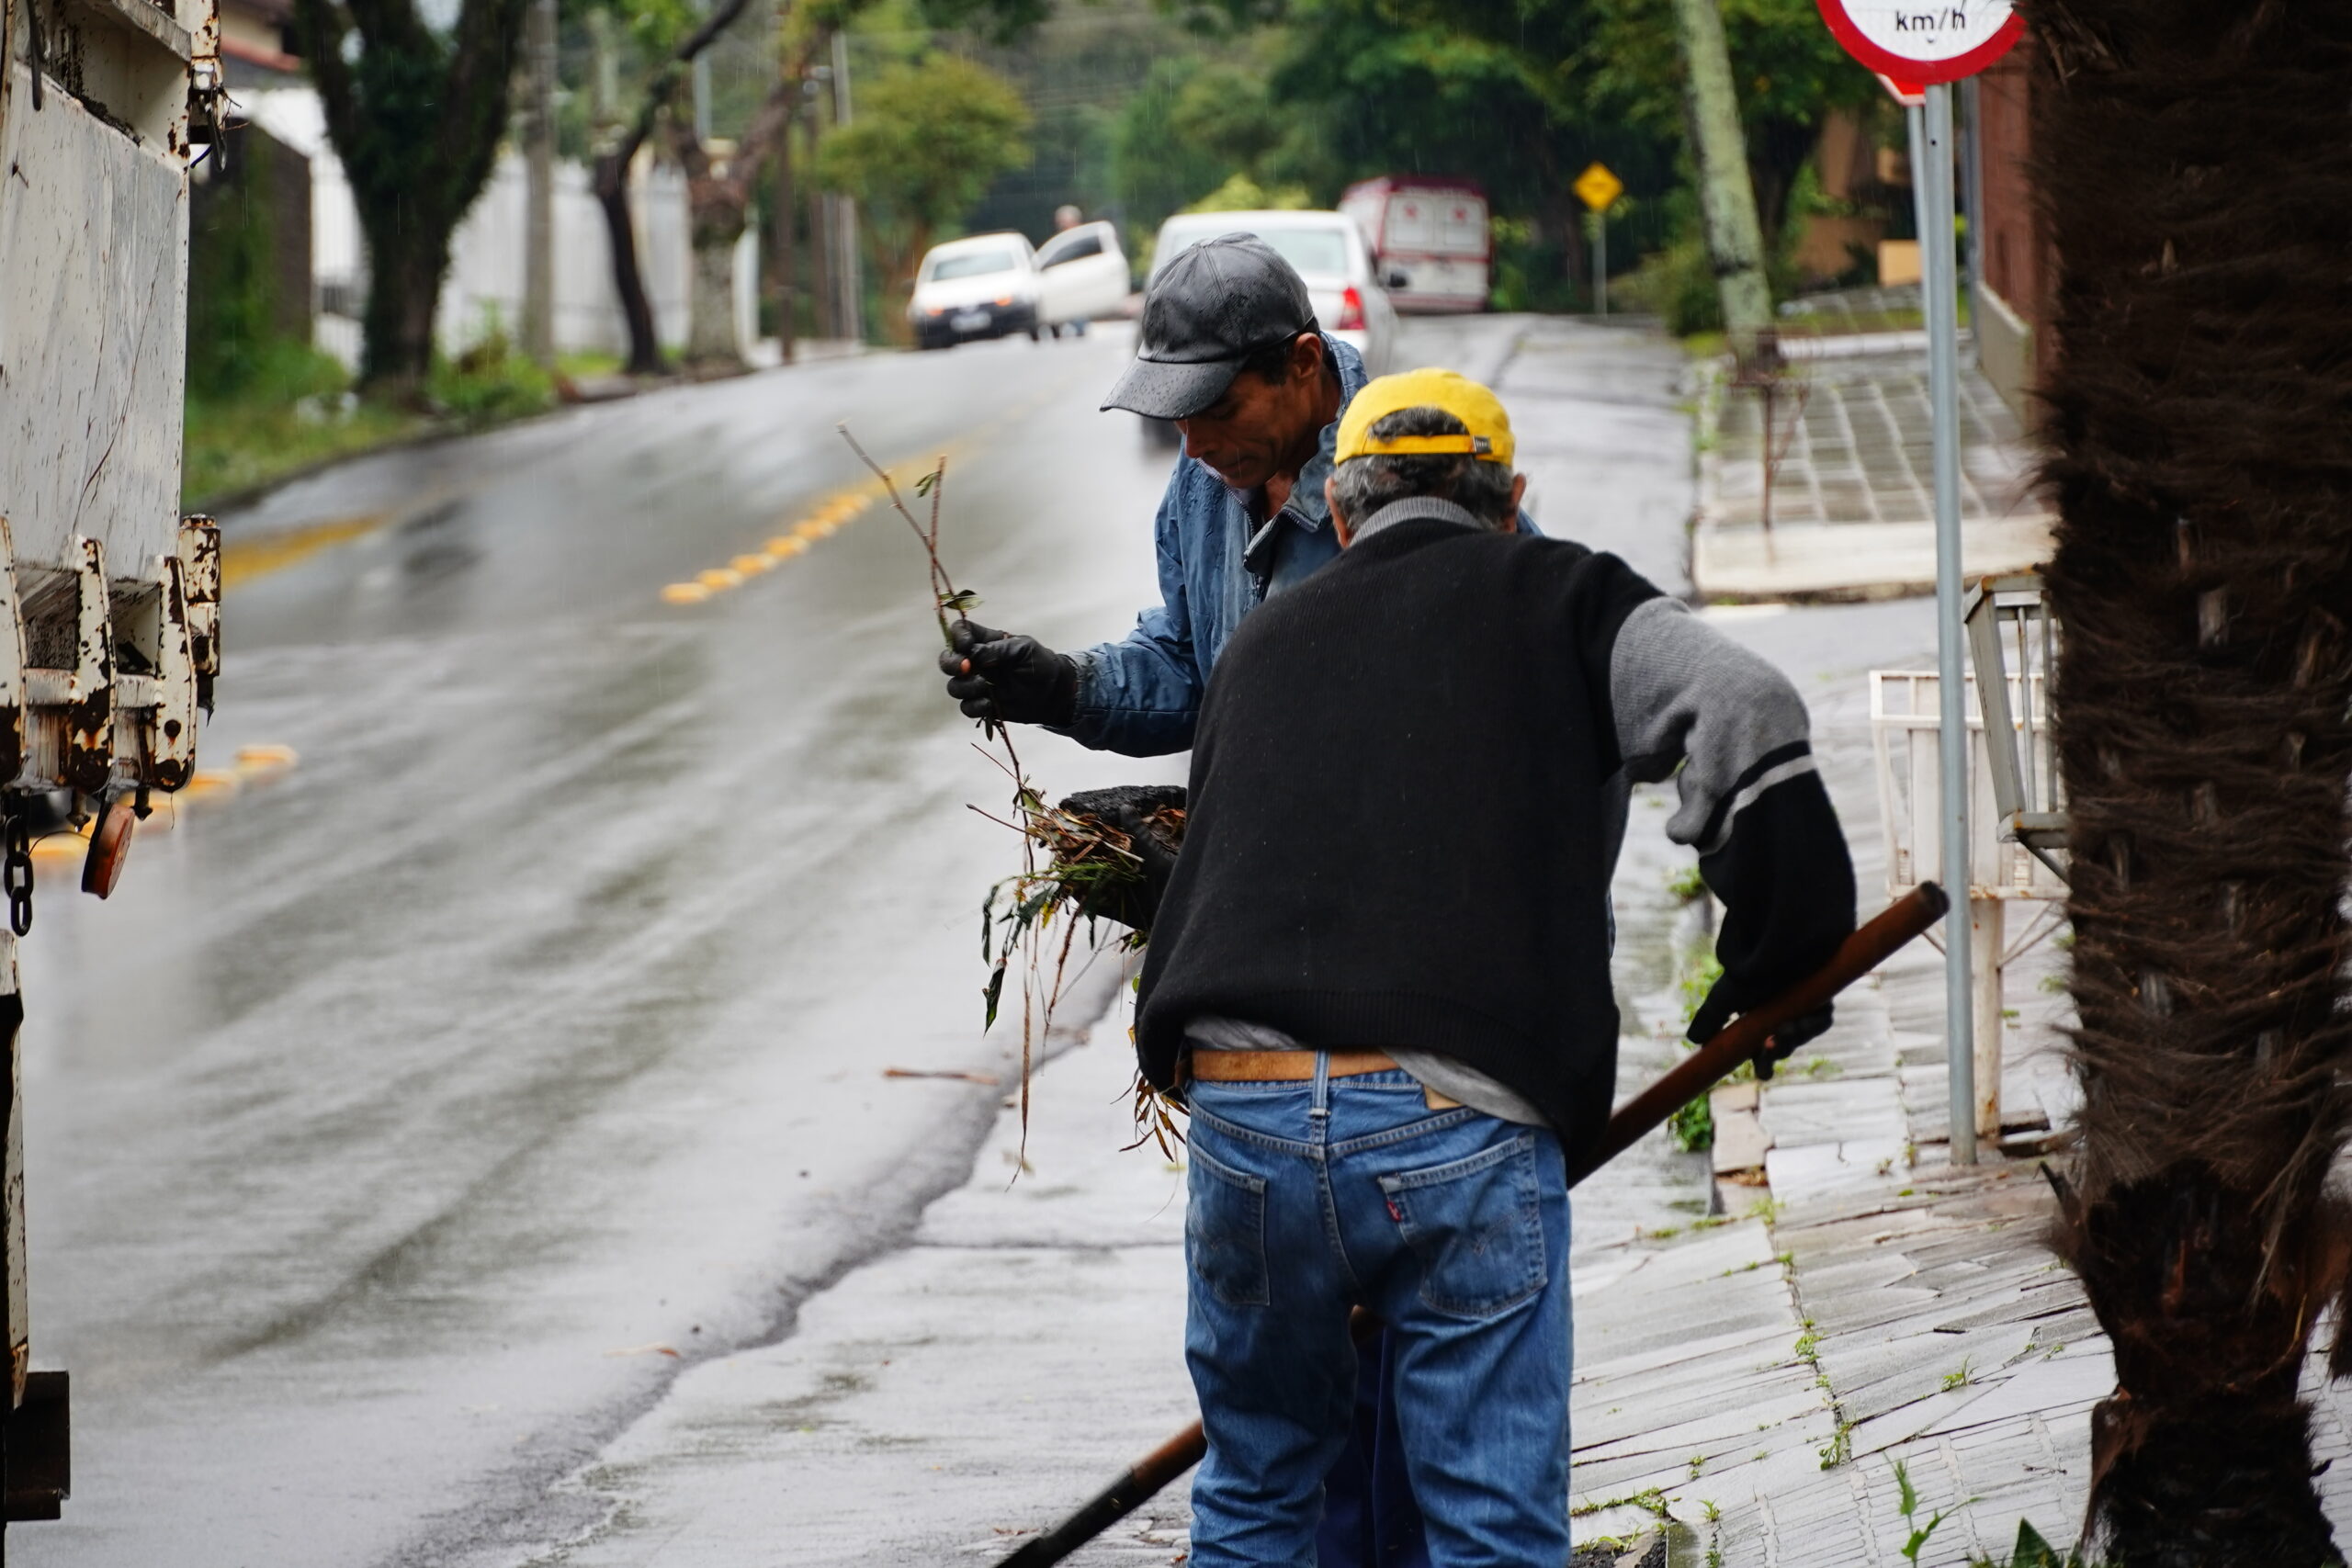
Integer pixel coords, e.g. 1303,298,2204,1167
580,0,773,374
1584,0,1875,247
816,51,1033,329
292,0,533,399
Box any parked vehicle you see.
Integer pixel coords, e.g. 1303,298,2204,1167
908,224,1132,351
909,233,1042,349
1033,220,1131,337
1138,210,1398,446
1150,209,1397,376
0,0,225,1541
1340,177,1491,314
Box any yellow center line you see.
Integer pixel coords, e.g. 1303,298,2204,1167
220,514,393,592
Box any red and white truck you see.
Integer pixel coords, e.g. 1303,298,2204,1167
1340,176,1491,315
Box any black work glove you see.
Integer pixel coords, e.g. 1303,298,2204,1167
1057,784,1184,933
1689,980,1833,1082
938,619,1080,727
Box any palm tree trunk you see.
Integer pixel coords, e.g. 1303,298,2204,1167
2032,0,2352,1561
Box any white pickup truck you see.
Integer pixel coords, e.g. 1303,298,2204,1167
0,0,222,1535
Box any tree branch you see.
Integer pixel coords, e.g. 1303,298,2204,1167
610,0,761,168
722,73,801,202
438,0,533,209
288,0,361,155
342,0,428,58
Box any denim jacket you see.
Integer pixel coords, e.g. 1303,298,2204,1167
1059,336,1369,757
1060,337,1539,756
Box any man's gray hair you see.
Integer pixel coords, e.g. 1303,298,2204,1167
1329,406,1516,527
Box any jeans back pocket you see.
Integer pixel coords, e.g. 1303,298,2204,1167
1377,1132,1546,1319
1186,1140,1272,1308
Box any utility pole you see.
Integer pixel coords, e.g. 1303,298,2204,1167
1669,0,1772,360
804,51,834,343
520,0,557,368
771,62,802,365
829,25,861,344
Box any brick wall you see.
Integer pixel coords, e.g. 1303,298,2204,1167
1973,44,2046,419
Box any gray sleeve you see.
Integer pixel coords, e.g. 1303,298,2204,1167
1608,597,1820,854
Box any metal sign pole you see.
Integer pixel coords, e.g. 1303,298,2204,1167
1595,212,1608,317
1921,82,1977,1164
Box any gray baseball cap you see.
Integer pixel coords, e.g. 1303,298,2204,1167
1101,234,1318,420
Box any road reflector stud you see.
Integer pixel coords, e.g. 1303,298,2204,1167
234,743,300,782
765,537,808,558
662,582,710,604
696,568,742,591
182,769,241,802
730,554,774,576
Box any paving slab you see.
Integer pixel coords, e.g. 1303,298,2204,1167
1690,331,2051,601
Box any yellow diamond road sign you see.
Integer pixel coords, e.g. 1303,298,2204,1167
1575,162,1623,213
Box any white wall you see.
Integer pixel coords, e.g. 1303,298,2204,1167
234,87,751,367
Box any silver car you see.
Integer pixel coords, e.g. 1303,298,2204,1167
1139,209,1399,445
1149,209,1398,376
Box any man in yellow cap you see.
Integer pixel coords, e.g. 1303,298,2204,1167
1130,370,1854,1562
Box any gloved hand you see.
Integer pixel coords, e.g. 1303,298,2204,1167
939,619,1079,727
1688,981,1833,1081
1057,784,1185,933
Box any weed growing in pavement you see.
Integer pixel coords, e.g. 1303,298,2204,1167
1969,1520,2099,1566
1818,1418,1855,1469
1666,862,1709,902
839,425,1178,1160
1895,1461,1959,1564
1942,1358,1974,1392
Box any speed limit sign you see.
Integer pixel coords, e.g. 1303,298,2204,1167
1814,0,2024,83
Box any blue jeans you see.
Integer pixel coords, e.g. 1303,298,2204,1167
1183,1062,1573,1567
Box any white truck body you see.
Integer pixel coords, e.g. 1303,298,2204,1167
0,0,218,1528
0,0,217,805
1340,177,1491,315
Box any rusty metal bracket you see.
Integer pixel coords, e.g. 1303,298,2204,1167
138,552,198,791
0,521,29,789
58,537,112,796
177,516,220,716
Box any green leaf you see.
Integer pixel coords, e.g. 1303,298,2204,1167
940,588,980,614
982,962,1008,1030
2012,1522,2062,1568
914,469,940,497
980,888,998,962
1895,1461,1918,1520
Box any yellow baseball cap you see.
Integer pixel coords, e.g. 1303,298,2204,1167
1334,368,1515,468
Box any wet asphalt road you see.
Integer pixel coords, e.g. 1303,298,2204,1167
10,313,1761,1566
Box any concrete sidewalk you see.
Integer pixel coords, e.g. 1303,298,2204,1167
1690,308,2050,602
1571,634,2352,1565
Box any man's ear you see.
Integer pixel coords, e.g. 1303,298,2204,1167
1292,332,1325,385
1327,475,1353,546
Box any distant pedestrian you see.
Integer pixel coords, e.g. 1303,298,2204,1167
1133,370,1856,1564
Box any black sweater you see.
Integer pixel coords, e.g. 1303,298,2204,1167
1135,506,1854,1159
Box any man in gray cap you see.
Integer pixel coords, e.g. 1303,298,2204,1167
938,233,1364,755
938,234,1448,1565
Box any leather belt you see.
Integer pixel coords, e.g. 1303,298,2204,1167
1186,1048,1401,1082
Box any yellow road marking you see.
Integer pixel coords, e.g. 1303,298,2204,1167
220,513,391,591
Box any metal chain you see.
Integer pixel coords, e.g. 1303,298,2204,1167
6,817,33,937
